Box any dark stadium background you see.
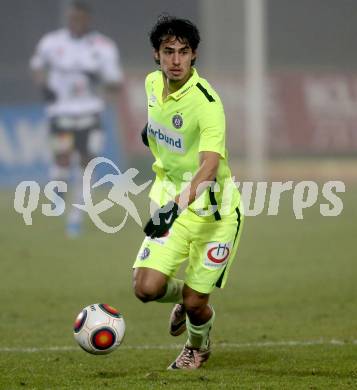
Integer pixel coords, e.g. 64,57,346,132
3,0,357,104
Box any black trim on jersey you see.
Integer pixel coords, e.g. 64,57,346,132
209,180,221,221
196,82,215,102
233,206,242,245
215,206,242,288
215,266,226,288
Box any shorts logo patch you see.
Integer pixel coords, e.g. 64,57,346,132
204,242,231,269
140,247,150,260
172,114,183,129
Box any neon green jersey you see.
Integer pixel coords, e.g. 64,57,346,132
145,68,240,220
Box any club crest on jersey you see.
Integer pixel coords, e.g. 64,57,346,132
140,247,150,260
204,242,232,269
172,114,183,129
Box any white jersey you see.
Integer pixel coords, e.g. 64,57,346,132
30,28,123,118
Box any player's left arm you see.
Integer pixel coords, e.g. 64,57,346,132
177,99,226,209
99,40,137,137
174,151,220,209
98,41,124,101
143,151,220,238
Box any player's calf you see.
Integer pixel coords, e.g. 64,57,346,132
182,286,211,324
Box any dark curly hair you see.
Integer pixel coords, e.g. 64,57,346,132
70,0,91,14
149,15,200,65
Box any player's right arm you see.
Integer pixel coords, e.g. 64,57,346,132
30,35,56,102
30,36,48,84
141,123,149,147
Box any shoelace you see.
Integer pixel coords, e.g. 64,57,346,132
180,347,195,367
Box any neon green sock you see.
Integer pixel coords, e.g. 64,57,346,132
156,278,183,303
186,306,215,349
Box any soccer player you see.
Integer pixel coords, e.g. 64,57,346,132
30,1,131,237
132,16,244,369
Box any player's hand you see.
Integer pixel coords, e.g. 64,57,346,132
84,71,99,83
141,123,149,147
144,201,181,238
42,86,57,103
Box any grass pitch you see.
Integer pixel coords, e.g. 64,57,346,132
0,182,356,389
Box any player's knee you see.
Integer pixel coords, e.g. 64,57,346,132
132,268,167,303
133,281,161,303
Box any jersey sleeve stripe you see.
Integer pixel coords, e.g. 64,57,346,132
196,82,215,102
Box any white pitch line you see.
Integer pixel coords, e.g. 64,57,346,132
0,339,356,353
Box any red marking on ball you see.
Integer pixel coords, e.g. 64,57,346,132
73,310,87,333
99,303,121,318
92,328,116,350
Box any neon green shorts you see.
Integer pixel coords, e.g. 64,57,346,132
133,206,244,294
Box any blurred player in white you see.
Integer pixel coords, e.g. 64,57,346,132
30,1,129,237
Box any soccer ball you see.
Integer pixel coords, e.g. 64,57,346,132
73,303,125,355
